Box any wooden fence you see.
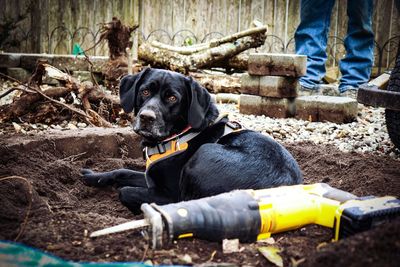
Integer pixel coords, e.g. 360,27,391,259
1,0,399,70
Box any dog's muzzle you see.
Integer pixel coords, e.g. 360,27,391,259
133,108,168,141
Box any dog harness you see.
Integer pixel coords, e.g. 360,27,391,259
143,114,242,187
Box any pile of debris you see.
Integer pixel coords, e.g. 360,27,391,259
0,18,268,128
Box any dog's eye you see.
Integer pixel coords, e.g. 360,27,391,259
168,95,177,102
141,89,150,97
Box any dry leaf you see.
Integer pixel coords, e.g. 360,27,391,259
316,242,328,251
290,257,306,267
258,246,283,267
12,122,22,133
177,254,192,264
208,250,217,262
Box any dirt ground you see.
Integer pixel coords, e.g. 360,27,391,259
0,128,399,266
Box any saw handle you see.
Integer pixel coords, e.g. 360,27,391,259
150,190,261,245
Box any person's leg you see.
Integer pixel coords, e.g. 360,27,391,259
295,0,336,89
339,0,374,93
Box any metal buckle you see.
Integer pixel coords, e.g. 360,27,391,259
226,121,242,130
157,143,166,154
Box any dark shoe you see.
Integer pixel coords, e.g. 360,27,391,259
298,85,320,96
298,84,339,96
318,84,340,96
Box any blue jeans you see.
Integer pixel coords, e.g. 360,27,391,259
295,0,374,93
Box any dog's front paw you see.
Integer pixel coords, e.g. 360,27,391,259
80,168,115,187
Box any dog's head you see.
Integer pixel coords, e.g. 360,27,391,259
119,68,219,143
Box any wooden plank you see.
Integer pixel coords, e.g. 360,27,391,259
219,0,228,36
184,0,207,42
131,0,140,61
271,0,286,53
387,0,399,68
39,0,49,53
368,72,390,89
225,0,240,35
140,0,153,39
207,0,225,42
330,0,347,68
172,0,186,38
239,0,252,31
165,1,175,44
47,0,65,54
262,0,275,53
372,0,379,50
375,0,392,70
286,0,300,53
327,0,339,67
93,0,107,56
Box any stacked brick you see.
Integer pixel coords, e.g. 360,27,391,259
239,53,306,118
239,53,358,123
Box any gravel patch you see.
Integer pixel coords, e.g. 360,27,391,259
217,103,399,160
1,95,398,159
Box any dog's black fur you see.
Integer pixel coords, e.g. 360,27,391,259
81,68,302,214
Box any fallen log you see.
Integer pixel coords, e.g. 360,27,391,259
138,23,267,73
212,53,249,72
189,72,241,94
149,23,267,55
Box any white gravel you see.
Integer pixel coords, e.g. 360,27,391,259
217,103,399,160
1,88,398,160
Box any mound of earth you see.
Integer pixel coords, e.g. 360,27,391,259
0,128,399,266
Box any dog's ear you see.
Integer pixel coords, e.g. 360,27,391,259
186,77,211,130
119,68,151,114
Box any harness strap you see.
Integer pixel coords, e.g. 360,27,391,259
145,130,201,158
144,115,242,168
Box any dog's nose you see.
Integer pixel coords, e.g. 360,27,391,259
139,110,156,123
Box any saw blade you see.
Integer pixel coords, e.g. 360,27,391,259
90,219,150,238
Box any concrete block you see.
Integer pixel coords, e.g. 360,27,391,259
259,76,298,98
72,71,103,83
295,95,358,123
239,94,295,118
240,73,260,95
52,55,89,72
20,53,55,70
248,53,307,77
53,55,108,72
72,71,92,82
6,67,31,82
90,57,109,73
241,74,298,98
8,53,108,72
239,94,262,115
0,53,21,68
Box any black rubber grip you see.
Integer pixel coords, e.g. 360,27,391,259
154,190,261,243
338,199,400,239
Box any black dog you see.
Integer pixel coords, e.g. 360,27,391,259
81,68,302,214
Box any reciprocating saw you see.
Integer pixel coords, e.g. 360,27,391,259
90,183,400,249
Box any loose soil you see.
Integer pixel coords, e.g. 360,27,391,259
0,128,399,266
